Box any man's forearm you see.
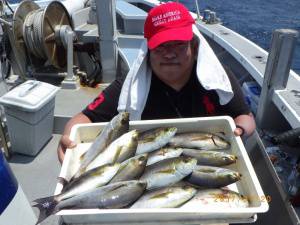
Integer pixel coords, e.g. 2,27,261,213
62,112,92,136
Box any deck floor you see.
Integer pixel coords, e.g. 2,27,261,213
8,134,61,225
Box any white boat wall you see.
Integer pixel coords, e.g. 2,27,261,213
0,0,299,224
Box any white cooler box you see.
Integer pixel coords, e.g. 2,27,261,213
0,80,59,156
56,116,269,225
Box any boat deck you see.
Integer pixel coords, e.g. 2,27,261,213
53,83,106,134
8,135,61,225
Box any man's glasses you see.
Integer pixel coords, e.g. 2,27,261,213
152,41,190,54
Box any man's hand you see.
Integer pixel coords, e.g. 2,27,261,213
234,113,256,137
234,126,245,136
57,135,77,164
57,113,92,164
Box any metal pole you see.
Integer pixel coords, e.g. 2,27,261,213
61,25,77,89
66,30,75,81
256,29,299,129
95,0,117,83
0,17,11,26
195,0,201,20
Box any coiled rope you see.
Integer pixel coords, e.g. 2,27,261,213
23,9,47,59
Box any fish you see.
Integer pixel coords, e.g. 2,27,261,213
181,188,249,209
136,127,177,154
147,147,183,166
184,165,241,188
74,112,129,178
86,130,139,171
33,180,146,224
59,163,121,199
182,149,237,166
168,132,230,150
109,154,148,183
32,162,121,223
140,157,197,190
131,185,197,208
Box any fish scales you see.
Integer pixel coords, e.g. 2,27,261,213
169,132,230,150
131,185,197,208
185,165,241,188
140,157,197,190
136,127,177,154
86,129,138,171
75,112,129,178
182,149,237,166
110,154,148,183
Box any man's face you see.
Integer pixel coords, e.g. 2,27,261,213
149,40,197,90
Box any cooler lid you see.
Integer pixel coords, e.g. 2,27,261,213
0,80,59,112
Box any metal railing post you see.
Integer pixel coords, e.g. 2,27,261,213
256,29,299,130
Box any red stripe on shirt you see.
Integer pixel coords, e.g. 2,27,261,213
203,95,215,115
88,93,105,110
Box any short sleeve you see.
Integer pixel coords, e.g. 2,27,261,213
82,76,126,122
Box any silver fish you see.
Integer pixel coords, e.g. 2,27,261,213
136,127,177,154
169,132,230,150
110,154,148,183
86,130,138,171
75,112,129,177
58,180,147,209
140,157,197,190
59,163,120,201
185,165,241,188
33,181,146,224
131,185,197,208
32,163,120,223
182,149,237,166
147,147,183,166
181,188,249,209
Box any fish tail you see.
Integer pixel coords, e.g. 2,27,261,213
32,196,58,224
57,176,69,190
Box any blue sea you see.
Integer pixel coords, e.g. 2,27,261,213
181,0,300,74
7,0,300,74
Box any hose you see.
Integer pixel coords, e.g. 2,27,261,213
272,127,300,147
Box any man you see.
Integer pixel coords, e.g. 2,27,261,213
57,2,255,163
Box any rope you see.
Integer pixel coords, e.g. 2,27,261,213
23,9,47,59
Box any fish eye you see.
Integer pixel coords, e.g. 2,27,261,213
222,156,228,161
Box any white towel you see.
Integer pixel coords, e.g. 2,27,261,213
118,25,233,120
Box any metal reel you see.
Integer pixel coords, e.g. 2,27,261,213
42,1,72,68
12,0,40,75
12,0,72,70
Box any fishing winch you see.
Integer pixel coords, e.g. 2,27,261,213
12,0,74,75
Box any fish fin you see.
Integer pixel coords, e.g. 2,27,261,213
70,169,84,182
68,175,76,183
79,152,86,161
57,177,69,189
32,196,58,224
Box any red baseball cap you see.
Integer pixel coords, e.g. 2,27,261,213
144,2,195,50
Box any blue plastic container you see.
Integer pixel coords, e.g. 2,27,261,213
0,150,18,214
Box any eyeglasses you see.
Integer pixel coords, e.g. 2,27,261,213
152,41,190,54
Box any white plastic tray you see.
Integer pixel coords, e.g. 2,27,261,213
55,116,269,224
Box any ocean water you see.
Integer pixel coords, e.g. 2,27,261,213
7,0,300,74
180,0,300,74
